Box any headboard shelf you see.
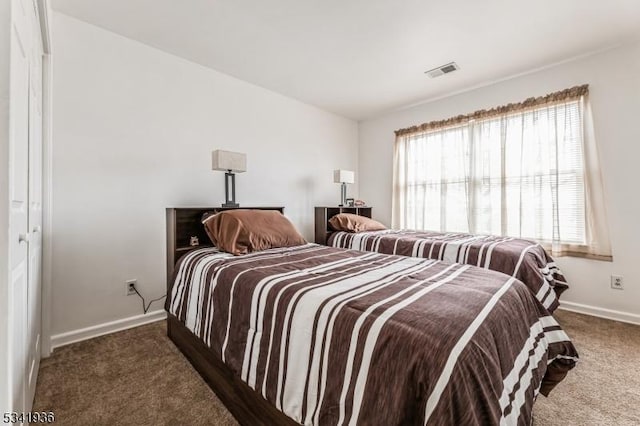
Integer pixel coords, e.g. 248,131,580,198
166,206,285,291
175,245,212,253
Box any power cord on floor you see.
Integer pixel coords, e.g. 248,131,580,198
132,286,166,314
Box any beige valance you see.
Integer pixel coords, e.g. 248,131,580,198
394,84,589,137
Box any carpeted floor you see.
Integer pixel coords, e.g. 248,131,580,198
33,321,238,426
33,310,640,425
532,311,640,425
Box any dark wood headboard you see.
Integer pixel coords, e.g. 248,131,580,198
314,206,372,245
166,206,284,292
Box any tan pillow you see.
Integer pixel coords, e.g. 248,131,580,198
202,210,306,255
328,213,387,233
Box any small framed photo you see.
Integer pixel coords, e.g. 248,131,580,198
346,198,355,207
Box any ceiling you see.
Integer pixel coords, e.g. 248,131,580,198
52,0,640,120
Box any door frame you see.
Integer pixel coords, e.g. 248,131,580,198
36,0,53,358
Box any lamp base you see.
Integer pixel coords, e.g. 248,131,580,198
340,182,347,207
222,171,239,208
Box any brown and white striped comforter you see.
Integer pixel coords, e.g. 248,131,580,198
329,230,568,313
167,244,577,426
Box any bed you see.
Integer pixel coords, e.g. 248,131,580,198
166,208,577,425
328,227,568,313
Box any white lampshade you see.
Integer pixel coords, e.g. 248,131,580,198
333,169,354,184
212,150,247,173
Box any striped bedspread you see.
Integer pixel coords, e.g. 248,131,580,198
329,230,569,313
168,244,577,426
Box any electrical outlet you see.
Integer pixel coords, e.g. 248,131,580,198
125,279,137,296
611,275,624,290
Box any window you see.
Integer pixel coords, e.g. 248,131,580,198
392,85,611,260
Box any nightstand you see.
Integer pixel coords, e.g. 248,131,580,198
314,206,372,245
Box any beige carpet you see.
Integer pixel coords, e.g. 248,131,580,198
34,310,640,425
33,321,237,426
533,311,640,425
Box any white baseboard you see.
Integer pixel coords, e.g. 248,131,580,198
50,309,167,351
46,302,637,351
558,301,640,326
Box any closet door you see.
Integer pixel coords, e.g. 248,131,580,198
7,0,44,415
26,2,43,407
8,0,31,415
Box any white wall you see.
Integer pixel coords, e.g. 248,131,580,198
359,42,640,321
0,0,12,413
50,13,358,336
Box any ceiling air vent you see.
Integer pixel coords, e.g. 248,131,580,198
425,62,460,78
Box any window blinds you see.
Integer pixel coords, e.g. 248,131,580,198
393,86,611,260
